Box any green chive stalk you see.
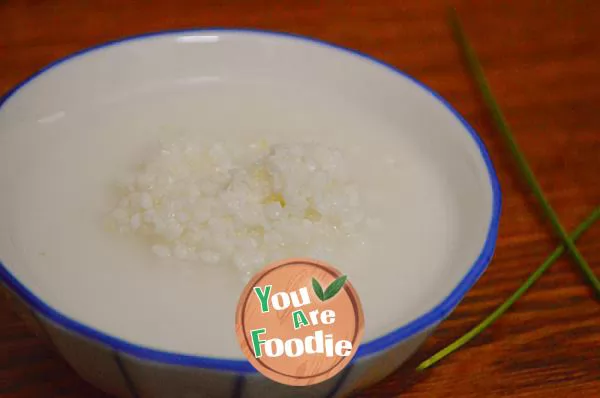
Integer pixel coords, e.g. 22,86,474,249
418,206,600,370
448,8,600,295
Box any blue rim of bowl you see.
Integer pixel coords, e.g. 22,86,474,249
0,29,501,373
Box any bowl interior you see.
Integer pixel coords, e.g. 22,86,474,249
0,31,497,360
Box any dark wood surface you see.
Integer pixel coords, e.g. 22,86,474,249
1,1,599,397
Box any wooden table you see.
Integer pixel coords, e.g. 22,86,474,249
1,1,599,396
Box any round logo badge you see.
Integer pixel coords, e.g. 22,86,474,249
235,258,364,386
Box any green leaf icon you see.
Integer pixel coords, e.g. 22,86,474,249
312,275,348,301
312,278,325,301
323,275,348,300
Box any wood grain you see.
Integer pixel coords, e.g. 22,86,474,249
1,1,599,397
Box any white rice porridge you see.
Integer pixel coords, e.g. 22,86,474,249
110,138,369,280
1,85,458,358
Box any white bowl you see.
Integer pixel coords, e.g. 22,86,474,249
0,30,501,397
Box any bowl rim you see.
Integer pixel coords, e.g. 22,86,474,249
0,28,502,373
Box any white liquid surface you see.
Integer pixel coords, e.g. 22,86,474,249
1,82,468,359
